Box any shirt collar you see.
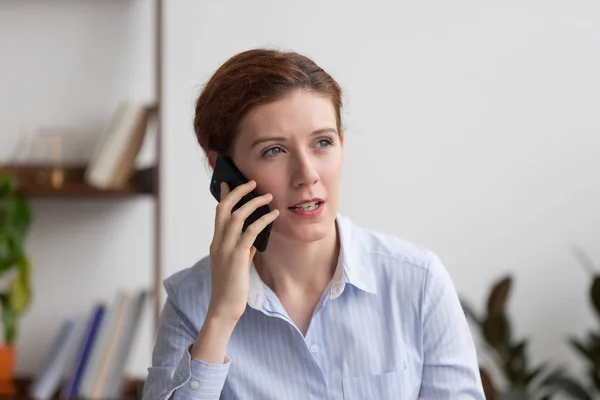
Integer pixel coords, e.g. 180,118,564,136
246,213,377,310
336,213,377,295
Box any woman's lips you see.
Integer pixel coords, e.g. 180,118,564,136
288,201,325,218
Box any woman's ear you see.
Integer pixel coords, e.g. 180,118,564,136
339,131,345,148
207,151,217,169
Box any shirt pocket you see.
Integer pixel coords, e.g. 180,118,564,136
342,369,408,400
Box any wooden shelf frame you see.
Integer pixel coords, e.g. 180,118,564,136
153,0,164,336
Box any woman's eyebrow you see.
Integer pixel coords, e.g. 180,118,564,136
250,128,338,149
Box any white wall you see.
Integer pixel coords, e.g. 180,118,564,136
2,0,600,391
0,0,155,377
163,0,600,388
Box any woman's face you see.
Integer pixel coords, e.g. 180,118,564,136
231,89,344,244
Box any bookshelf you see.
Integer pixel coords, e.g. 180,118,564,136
1,0,165,398
17,1,164,325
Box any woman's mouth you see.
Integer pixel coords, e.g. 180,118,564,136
288,200,325,217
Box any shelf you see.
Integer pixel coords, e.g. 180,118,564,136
16,183,150,198
1,165,156,199
5,376,145,399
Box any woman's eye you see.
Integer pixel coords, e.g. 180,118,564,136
263,146,283,157
316,138,333,148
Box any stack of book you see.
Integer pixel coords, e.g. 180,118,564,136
28,289,148,399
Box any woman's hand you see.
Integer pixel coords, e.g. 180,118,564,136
206,180,279,325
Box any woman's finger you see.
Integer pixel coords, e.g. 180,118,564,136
238,209,279,250
213,182,231,244
219,180,257,213
222,193,274,249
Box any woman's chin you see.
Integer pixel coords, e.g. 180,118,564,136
272,219,335,244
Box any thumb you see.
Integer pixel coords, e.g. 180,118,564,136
220,182,231,201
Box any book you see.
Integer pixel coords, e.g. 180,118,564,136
29,317,82,399
85,102,150,189
60,304,105,399
88,293,132,399
77,292,129,398
104,290,148,399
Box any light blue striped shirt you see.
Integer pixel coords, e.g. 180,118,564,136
143,214,485,399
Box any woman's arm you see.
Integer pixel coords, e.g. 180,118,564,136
419,254,486,399
143,180,278,400
142,296,232,400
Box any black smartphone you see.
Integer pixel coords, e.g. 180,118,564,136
209,154,272,252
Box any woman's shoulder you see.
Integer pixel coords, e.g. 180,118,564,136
161,255,213,309
340,214,437,269
342,215,455,300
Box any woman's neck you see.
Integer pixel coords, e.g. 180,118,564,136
254,223,339,296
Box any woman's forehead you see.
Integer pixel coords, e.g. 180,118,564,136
237,92,337,143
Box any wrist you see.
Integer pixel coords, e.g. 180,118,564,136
203,312,238,335
190,316,235,363
206,301,243,328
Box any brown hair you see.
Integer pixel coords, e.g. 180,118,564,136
193,48,343,156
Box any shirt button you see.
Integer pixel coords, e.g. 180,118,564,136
190,380,200,389
310,344,319,353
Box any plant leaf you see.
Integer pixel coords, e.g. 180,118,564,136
586,332,600,361
6,197,31,244
539,366,567,387
571,247,597,276
0,175,14,198
0,234,18,274
525,363,548,386
499,388,528,400
487,276,512,313
570,337,597,363
0,234,11,265
483,311,510,349
9,253,31,315
589,368,600,392
591,277,600,319
0,294,17,345
479,367,496,400
540,374,592,400
507,341,528,383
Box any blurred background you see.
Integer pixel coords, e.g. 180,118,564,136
0,0,599,399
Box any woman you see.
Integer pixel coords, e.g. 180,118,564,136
143,48,485,400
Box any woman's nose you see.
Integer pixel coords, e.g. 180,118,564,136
291,158,319,188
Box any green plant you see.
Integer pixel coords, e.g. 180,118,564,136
562,249,600,398
0,174,32,346
461,275,590,400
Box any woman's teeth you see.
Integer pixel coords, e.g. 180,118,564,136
293,202,320,211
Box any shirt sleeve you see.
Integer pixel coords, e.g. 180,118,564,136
142,296,231,400
418,254,486,399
